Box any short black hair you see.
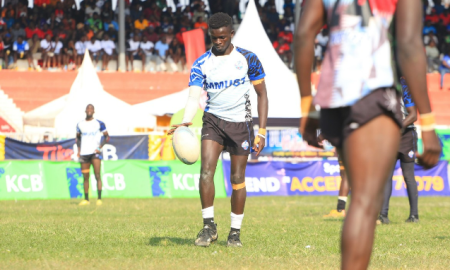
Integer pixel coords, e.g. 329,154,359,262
86,104,94,109
208,12,233,30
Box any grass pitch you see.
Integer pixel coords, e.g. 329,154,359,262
1,196,449,270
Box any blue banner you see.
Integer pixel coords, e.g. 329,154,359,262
222,160,450,197
4,135,149,160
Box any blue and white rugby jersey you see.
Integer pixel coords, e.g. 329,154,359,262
76,119,107,156
189,46,265,122
400,77,415,128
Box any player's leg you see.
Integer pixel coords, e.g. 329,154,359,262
341,115,400,270
194,139,224,247
79,160,91,205
227,154,248,247
401,160,419,222
92,158,103,205
324,154,349,218
379,169,394,225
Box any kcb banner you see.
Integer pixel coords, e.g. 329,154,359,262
0,160,226,200
222,160,450,197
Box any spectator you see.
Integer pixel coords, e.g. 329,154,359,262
54,2,64,20
192,5,207,24
75,35,87,67
40,34,54,69
25,22,43,39
11,22,25,41
273,37,292,67
148,15,161,29
101,34,115,71
440,46,450,89
144,25,159,44
154,35,169,71
140,35,154,72
103,16,119,32
85,2,101,19
86,36,102,64
440,9,450,25
423,20,437,35
41,24,54,38
176,27,186,45
86,12,103,34
126,34,144,72
160,16,173,33
47,13,61,30
4,10,15,29
134,14,149,31
278,26,293,44
283,0,295,13
101,2,113,21
194,16,208,31
266,5,279,25
168,38,185,72
63,39,76,70
165,27,175,45
27,34,41,69
16,2,27,19
0,16,6,31
130,3,142,21
425,8,440,24
3,33,13,67
53,35,63,69
13,35,34,70
0,36,5,69
183,5,193,21
426,38,440,73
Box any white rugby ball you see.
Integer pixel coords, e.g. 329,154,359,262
172,126,200,165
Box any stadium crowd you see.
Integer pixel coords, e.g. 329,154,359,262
1,0,450,73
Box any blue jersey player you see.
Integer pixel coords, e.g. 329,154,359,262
168,12,269,247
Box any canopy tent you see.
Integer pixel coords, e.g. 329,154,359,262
23,51,143,137
233,0,300,120
131,0,300,123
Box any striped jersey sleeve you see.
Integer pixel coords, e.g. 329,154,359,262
236,47,266,81
400,77,415,108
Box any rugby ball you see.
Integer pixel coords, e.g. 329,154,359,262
172,126,200,165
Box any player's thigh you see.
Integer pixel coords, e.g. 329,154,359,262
229,155,248,184
201,139,224,175
91,158,102,176
343,115,400,202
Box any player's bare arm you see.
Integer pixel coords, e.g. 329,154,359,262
403,106,417,128
252,80,268,156
294,0,324,147
76,131,81,158
396,0,441,168
95,131,110,154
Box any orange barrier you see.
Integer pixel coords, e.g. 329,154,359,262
0,71,189,112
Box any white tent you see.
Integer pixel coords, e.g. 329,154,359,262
233,0,300,119
23,51,138,137
131,0,300,120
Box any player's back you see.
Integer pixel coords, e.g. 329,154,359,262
317,0,398,109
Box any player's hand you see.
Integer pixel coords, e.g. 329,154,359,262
167,122,192,135
299,117,320,147
77,152,80,158
252,135,265,156
417,130,441,169
94,149,101,154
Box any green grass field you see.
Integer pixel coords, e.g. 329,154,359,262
1,196,449,270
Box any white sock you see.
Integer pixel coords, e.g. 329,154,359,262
230,212,244,230
202,206,214,219
338,196,348,202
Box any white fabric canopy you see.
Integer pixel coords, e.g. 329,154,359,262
23,51,136,137
233,0,300,119
131,88,189,117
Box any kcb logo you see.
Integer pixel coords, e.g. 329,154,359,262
90,173,126,191
172,174,200,191
5,174,44,193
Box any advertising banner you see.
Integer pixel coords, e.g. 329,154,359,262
258,129,337,159
223,160,450,197
0,160,226,200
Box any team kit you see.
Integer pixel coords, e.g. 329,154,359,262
76,6,440,268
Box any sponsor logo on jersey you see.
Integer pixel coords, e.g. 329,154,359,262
408,150,414,158
241,140,249,150
235,60,243,70
203,77,246,90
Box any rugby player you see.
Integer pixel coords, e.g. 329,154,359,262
168,12,268,247
379,77,419,224
323,157,349,219
295,1,441,269
76,104,110,206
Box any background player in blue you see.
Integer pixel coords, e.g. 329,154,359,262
76,104,110,206
378,77,420,224
168,12,268,247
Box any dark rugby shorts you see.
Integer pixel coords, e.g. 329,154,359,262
397,128,417,163
79,153,102,164
320,87,403,148
202,112,255,156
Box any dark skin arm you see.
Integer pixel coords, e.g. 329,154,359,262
403,106,417,128
396,0,441,167
95,131,110,154
252,81,268,156
293,0,324,147
76,132,81,157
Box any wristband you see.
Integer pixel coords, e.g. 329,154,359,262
258,128,266,136
301,96,319,118
420,112,436,132
97,147,102,152
257,134,266,139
